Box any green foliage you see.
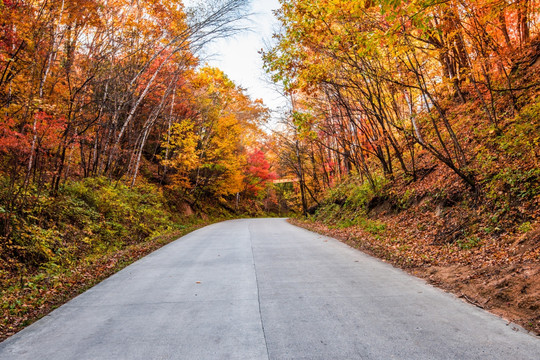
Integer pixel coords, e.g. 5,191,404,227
16,225,62,265
397,189,416,210
1,177,177,270
1,174,232,339
335,217,357,229
66,178,177,244
501,102,540,158
331,212,387,236
325,174,388,212
312,174,389,237
358,217,387,236
484,167,540,202
478,101,540,208
292,111,317,140
456,236,482,250
518,221,532,234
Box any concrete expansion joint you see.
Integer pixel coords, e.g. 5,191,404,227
248,223,271,360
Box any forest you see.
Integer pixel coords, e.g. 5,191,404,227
1,0,539,338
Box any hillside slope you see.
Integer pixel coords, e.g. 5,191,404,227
292,138,539,333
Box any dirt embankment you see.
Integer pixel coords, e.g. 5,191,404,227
290,210,540,335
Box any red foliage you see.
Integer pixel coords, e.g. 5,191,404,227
33,112,66,141
244,149,277,196
0,112,66,167
0,117,29,156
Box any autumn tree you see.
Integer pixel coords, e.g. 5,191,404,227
161,67,269,207
264,0,540,199
0,0,259,240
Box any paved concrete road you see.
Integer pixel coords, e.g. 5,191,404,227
1,219,538,359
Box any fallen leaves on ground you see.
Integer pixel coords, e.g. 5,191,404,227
290,217,540,335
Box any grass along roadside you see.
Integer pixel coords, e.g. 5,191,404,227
1,176,237,341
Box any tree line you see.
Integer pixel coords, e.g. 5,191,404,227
264,0,540,214
0,0,280,239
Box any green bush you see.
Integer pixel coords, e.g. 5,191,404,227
456,236,481,250
1,176,178,270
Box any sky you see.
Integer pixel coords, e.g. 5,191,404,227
199,0,288,116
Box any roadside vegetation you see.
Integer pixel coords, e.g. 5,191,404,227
0,0,288,340
0,177,224,339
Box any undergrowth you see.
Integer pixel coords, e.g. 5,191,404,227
0,177,222,340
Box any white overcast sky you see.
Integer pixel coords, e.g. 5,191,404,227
198,0,287,114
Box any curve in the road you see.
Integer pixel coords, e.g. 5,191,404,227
1,218,538,359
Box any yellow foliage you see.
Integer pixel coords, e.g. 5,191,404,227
163,66,268,198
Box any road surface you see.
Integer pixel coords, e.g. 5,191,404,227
1,218,538,359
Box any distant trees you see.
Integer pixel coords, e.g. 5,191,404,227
162,66,269,203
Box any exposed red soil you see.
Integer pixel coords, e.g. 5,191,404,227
290,218,540,335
